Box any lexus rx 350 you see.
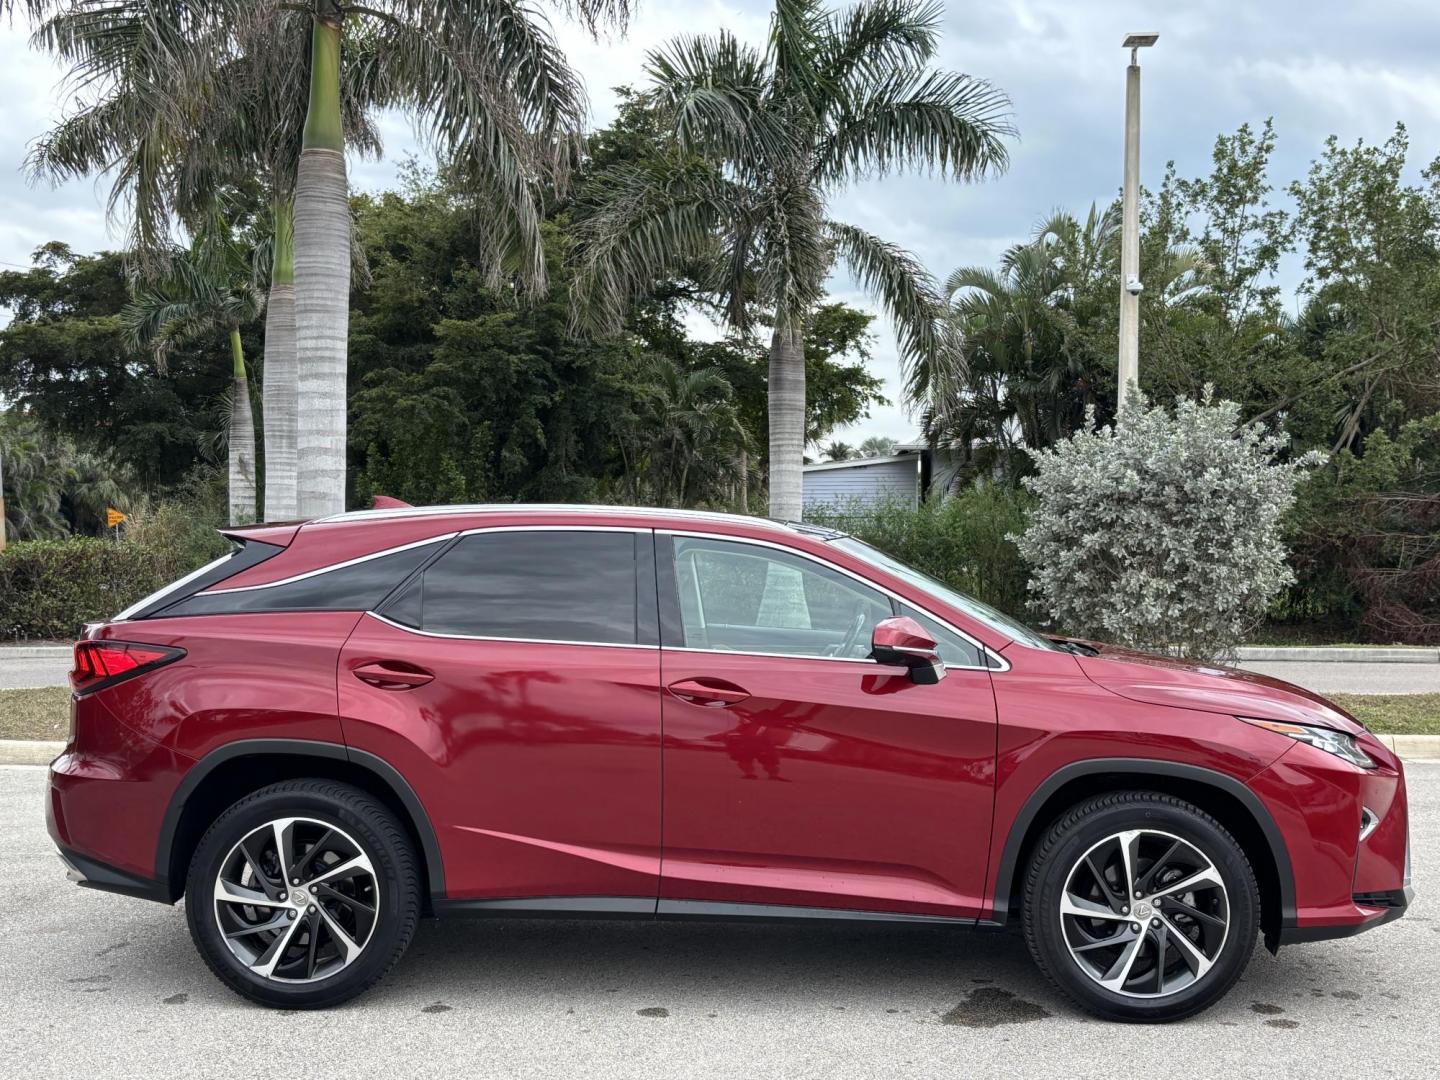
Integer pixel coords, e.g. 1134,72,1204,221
46,504,1412,1021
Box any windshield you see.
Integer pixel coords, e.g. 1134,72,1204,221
830,536,1060,652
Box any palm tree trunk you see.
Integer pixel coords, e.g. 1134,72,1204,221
229,328,257,524
263,196,298,521
294,11,349,517
767,324,807,520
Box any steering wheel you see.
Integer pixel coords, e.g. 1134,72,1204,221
836,602,869,659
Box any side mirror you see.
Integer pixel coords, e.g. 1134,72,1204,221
870,616,946,685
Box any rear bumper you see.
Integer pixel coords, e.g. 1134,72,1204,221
54,844,171,905
1279,886,1412,944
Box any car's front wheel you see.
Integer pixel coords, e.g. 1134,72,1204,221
1022,791,1259,1022
185,779,421,1008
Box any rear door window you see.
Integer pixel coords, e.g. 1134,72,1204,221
380,530,646,646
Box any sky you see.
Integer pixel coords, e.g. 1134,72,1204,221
3,1,1440,446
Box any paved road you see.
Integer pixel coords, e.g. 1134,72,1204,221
0,764,1433,1079
0,657,70,690
1238,661,1439,696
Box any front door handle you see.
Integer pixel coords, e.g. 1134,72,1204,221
353,661,434,690
667,677,750,707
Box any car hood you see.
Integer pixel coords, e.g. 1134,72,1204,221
1060,639,1367,735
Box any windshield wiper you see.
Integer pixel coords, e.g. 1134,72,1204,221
1051,639,1100,657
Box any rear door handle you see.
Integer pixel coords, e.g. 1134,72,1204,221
666,677,750,707
353,661,434,690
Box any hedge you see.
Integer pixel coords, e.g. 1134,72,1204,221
807,486,1035,621
0,538,208,641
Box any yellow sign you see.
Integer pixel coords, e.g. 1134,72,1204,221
106,508,127,528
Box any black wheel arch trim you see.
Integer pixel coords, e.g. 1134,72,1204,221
989,757,1297,934
155,738,445,901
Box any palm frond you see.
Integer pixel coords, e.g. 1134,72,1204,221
813,68,1014,187
826,219,945,388
820,0,941,88
569,154,747,334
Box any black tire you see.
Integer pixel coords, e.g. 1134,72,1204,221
185,779,421,1009
1021,791,1259,1022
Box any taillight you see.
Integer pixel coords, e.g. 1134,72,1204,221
71,640,184,695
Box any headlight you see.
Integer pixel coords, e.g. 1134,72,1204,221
1239,717,1376,769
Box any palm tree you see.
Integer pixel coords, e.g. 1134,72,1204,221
0,412,132,539
918,205,1122,469
572,0,1013,519
28,4,381,521
857,435,897,458
626,361,751,507
121,210,264,523
824,441,855,461
269,0,632,517
31,0,632,518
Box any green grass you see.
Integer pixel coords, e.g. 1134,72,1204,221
0,687,1436,743
1331,694,1440,736
0,686,70,741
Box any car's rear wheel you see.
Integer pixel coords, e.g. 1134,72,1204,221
1022,791,1259,1022
185,779,420,1008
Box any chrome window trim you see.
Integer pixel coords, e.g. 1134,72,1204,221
198,533,457,595
113,550,239,620
660,529,1009,673
453,524,651,538
365,611,660,651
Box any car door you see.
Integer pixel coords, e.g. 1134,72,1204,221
337,526,662,907
656,531,998,919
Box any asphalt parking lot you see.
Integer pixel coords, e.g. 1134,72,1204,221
0,764,1433,1079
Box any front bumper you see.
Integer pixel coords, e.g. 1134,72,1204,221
1253,734,1413,946
1279,885,1413,944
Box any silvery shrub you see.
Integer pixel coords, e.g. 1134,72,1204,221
1014,389,1324,663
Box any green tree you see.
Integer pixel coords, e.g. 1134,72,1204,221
626,361,751,506
121,211,264,522
1289,125,1440,451
824,441,854,461
572,0,1013,518
0,411,132,540
0,244,230,487
922,207,1120,472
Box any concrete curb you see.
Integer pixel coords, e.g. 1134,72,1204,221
0,645,71,659
1235,646,1439,663
3,736,1440,767
0,740,64,765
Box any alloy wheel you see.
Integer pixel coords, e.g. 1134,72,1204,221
1058,828,1230,998
213,816,379,983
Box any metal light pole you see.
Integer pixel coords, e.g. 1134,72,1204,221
1118,32,1158,412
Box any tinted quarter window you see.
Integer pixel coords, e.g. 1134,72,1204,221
390,530,642,645
160,541,442,617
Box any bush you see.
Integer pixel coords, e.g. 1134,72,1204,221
0,481,229,641
1015,391,1323,662
807,486,1034,618
0,538,174,640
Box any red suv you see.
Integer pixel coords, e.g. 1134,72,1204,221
47,504,1411,1020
